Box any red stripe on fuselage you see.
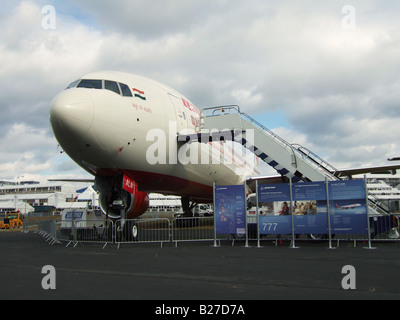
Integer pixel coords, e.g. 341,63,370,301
95,168,214,202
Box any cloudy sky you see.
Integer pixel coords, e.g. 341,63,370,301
1,0,400,182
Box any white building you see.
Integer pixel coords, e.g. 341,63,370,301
148,193,181,212
364,173,400,212
0,180,181,215
0,180,93,214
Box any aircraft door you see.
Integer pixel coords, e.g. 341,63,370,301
168,94,188,133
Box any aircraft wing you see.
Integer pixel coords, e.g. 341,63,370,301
47,178,95,183
335,164,400,178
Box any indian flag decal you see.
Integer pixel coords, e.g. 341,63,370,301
132,88,146,100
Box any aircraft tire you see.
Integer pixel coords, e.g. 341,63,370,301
123,220,139,242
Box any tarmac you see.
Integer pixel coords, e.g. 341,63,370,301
1,231,400,302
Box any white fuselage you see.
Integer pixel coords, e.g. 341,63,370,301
50,71,259,201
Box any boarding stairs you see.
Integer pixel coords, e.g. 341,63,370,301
179,105,390,215
183,105,341,183
181,105,390,215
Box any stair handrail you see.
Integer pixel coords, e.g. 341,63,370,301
199,106,298,168
200,105,241,118
240,113,294,153
291,144,339,179
198,105,241,132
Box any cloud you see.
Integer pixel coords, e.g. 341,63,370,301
0,0,400,182
0,1,105,179
67,0,232,39
0,123,54,178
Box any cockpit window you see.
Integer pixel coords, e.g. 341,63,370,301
119,83,133,97
69,78,133,98
77,79,102,89
105,80,120,95
66,79,80,89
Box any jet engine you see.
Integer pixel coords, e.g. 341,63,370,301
95,175,149,220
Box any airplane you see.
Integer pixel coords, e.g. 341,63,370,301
49,70,400,239
335,203,362,210
49,71,260,237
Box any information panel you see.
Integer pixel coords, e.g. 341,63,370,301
328,180,367,234
258,184,292,234
214,185,246,235
256,180,368,235
292,182,328,234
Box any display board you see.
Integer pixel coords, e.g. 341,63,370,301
292,182,328,234
213,180,368,237
256,180,368,235
214,185,246,235
257,184,292,234
328,180,367,234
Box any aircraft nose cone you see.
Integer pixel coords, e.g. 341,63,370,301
50,90,94,140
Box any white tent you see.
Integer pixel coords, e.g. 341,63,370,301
77,185,98,205
0,201,34,215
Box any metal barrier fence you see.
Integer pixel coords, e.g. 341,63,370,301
22,214,400,248
22,218,60,245
22,218,114,247
172,217,214,244
115,218,170,247
58,220,114,248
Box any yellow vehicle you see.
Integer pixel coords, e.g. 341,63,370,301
0,215,5,229
0,212,23,229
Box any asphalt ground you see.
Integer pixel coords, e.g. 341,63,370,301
1,231,400,304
